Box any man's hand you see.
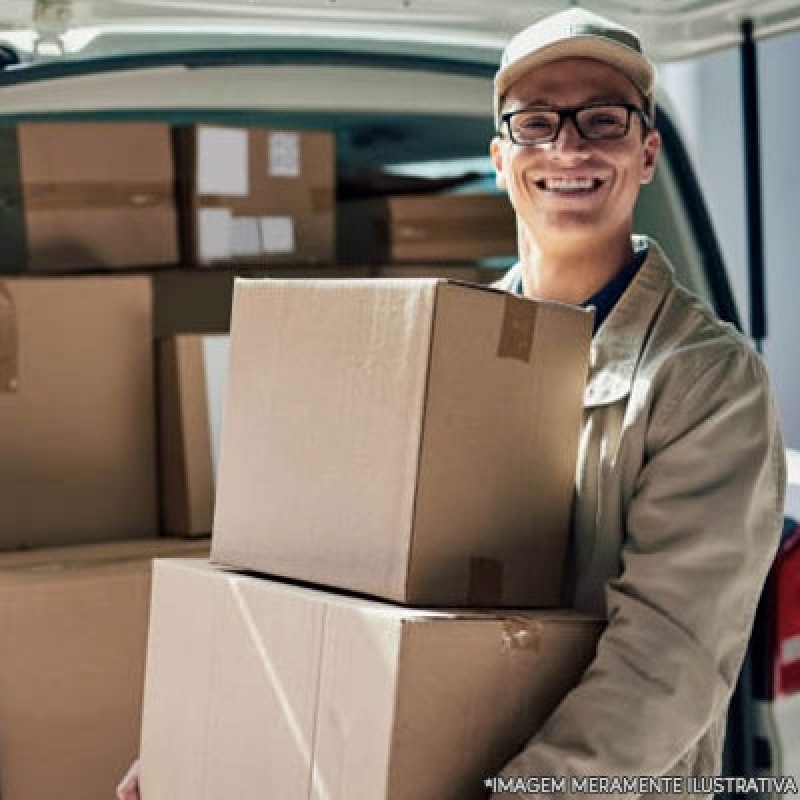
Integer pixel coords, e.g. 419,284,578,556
116,758,140,800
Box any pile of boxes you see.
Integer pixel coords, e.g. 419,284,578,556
137,276,602,800
0,118,589,800
0,120,517,276
0,270,216,800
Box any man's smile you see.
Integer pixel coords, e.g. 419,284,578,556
533,175,605,194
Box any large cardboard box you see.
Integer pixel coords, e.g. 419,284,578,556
0,122,178,272
0,538,209,800
140,559,604,800
179,125,335,266
338,193,518,264
158,334,230,536
0,275,158,549
212,278,593,607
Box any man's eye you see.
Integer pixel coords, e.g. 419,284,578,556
518,115,554,131
583,110,625,129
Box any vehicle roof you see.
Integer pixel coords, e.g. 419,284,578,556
1,1,799,67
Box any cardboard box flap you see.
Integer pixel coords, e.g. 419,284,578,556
0,281,17,393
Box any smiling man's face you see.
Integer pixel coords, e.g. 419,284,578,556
491,57,661,255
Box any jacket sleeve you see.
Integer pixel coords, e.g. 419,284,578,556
492,341,786,797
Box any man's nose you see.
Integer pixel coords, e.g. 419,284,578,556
551,116,588,153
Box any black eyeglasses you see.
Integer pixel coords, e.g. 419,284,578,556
500,103,651,146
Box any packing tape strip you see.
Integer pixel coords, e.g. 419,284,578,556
21,182,173,211
497,294,536,363
0,281,18,393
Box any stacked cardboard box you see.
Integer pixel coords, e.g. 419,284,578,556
0,122,178,273
338,193,518,264
139,277,601,798
141,559,603,800
0,538,209,800
0,275,158,549
178,125,336,267
157,333,230,536
0,265,220,799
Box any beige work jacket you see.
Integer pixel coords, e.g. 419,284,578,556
492,237,786,797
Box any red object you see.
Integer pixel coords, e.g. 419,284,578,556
773,523,800,696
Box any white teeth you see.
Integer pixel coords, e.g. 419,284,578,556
544,177,596,191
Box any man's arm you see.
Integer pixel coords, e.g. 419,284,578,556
493,342,785,796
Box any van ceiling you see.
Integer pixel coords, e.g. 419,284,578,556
0,1,798,63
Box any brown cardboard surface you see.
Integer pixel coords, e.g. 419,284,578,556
0,280,17,391
338,193,518,264
140,560,603,800
0,276,158,549
373,264,498,283
0,539,209,800
212,278,593,606
16,122,178,271
157,334,230,536
181,126,335,266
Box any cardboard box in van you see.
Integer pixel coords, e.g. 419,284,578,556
139,559,603,800
0,122,178,272
179,126,335,266
0,275,158,549
157,334,230,536
338,193,518,264
0,538,209,800
211,277,593,607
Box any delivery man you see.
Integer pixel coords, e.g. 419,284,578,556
119,8,785,799
486,7,785,797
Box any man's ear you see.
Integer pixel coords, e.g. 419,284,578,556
641,128,661,185
490,136,507,190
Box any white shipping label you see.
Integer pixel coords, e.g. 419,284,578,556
197,127,249,196
197,208,232,263
230,217,262,257
268,132,301,177
260,217,295,254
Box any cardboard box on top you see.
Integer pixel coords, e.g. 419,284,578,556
0,122,178,272
0,538,209,800
178,126,335,267
0,275,158,549
139,559,604,800
212,277,593,607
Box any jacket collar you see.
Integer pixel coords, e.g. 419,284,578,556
584,237,672,407
497,236,674,408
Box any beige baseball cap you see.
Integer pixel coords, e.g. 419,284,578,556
494,8,656,126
